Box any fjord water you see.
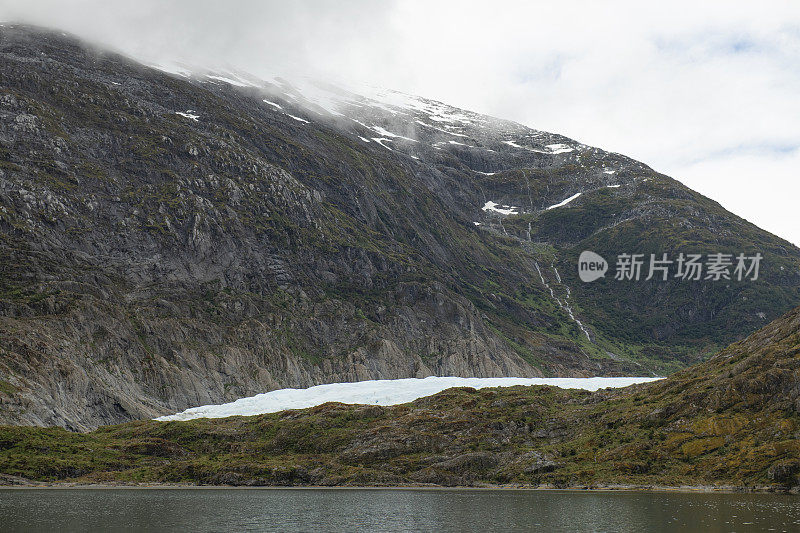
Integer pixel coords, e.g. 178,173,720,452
2,489,799,532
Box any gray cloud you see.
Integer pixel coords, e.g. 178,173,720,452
2,0,799,245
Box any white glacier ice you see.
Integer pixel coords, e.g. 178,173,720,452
156,376,662,421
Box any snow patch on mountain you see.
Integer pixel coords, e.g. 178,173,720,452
372,125,418,142
175,110,199,121
206,74,254,87
546,143,574,154
503,140,576,155
148,62,192,77
372,138,393,150
371,90,476,125
547,192,582,210
483,201,519,216
415,119,469,137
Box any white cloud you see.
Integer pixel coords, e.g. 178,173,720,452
1,0,798,244
676,148,800,246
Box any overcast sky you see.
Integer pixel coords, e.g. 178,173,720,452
2,0,799,245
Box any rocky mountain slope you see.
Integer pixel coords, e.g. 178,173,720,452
0,24,799,429
2,304,799,490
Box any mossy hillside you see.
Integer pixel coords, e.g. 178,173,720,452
2,306,799,488
496,173,800,366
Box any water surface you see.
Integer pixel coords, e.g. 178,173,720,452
2,488,799,532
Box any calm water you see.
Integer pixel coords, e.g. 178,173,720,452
1,488,799,532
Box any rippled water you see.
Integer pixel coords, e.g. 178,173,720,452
1,488,799,532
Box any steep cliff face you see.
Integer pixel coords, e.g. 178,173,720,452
0,25,798,429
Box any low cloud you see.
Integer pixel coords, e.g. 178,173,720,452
2,0,798,244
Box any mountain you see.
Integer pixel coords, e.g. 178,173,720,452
0,24,799,430
2,304,799,490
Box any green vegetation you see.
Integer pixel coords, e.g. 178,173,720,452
2,306,799,489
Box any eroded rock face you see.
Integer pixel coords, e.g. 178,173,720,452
0,280,544,430
0,25,799,429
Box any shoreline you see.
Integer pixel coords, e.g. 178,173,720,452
1,479,797,494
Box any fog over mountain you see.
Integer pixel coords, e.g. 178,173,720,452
1,0,799,245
